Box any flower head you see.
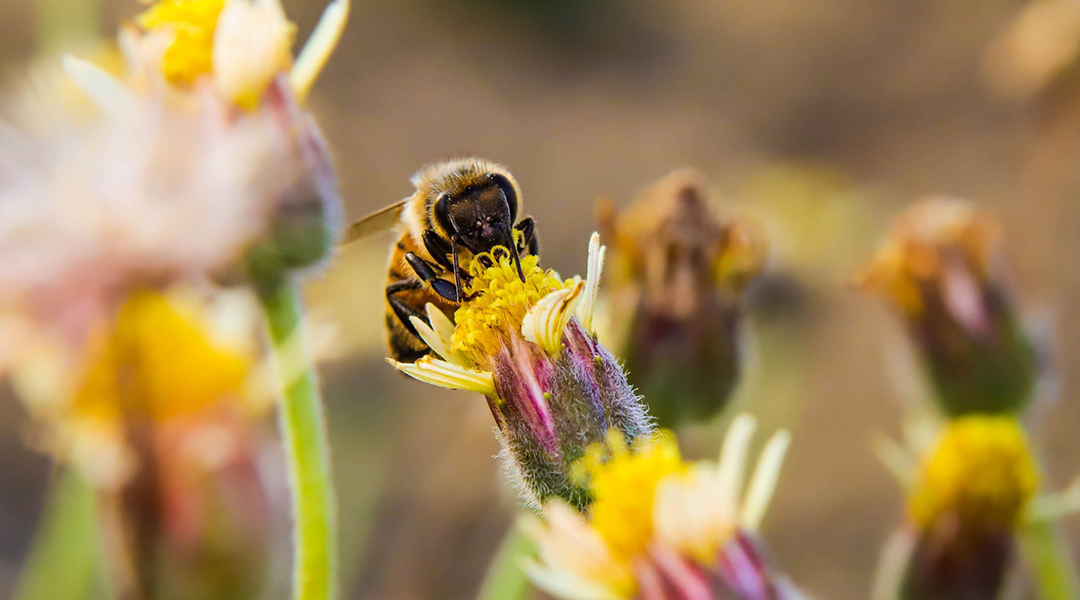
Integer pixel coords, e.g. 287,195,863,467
0,96,303,350
598,169,766,428
910,416,1038,532
526,415,801,600
390,234,653,508
858,199,1041,416
13,288,267,488
131,0,342,110
880,415,1040,600
136,0,228,86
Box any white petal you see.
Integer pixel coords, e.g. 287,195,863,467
523,561,626,600
716,414,757,518
290,0,350,100
740,429,790,530
62,55,140,117
522,282,584,356
409,308,468,367
388,356,495,395
213,0,294,108
576,232,606,334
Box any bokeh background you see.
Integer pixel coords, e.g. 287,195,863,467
3,0,1080,598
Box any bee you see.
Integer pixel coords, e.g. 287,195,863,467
343,158,539,362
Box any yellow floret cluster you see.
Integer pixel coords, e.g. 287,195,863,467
451,249,570,365
74,290,250,423
579,432,686,564
910,415,1038,530
137,0,226,85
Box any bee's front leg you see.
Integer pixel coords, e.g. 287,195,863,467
515,217,539,256
405,252,460,302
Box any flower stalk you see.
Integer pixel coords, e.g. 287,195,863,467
15,468,105,600
1022,517,1080,600
256,276,338,600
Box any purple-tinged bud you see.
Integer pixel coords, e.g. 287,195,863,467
858,199,1042,416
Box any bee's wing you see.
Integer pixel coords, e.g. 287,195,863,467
341,200,407,244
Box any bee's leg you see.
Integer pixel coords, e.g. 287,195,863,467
405,252,459,302
450,236,468,302
422,230,454,271
515,217,539,256
386,279,428,337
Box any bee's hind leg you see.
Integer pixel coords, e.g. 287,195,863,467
405,252,459,302
386,279,430,338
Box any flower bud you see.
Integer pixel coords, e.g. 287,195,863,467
243,77,342,282
858,199,1041,416
390,234,653,508
598,169,766,428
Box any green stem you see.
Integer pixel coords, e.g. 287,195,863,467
15,468,99,600
1022,518,1080,600
475,520,534,600
258,277,338,600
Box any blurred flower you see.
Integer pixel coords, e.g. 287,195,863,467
0,95,300,351
389,234,653,509
60,0,349,280
11,288,278,599
857,199,1042,416
982,0,1080,101
524,414,802,600
597,169,766,428
876,416,1039,600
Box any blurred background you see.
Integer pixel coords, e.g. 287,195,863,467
3,0,1080,598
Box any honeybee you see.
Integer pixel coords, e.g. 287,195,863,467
343,158,539,362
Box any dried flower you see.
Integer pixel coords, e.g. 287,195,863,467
525,415,802,600
598,169,766,427
857,199,1042,416
389,234,653,508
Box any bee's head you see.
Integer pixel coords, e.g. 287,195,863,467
433,168,525,280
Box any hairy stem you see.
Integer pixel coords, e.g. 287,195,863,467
258,277,338,600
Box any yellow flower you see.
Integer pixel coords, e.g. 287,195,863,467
391,233,605,393
585,432,686,564
128,0,346,109
451,250,571,366
526,415,792,600
137,0,226,86
910,415,1039,531
13,289,261,488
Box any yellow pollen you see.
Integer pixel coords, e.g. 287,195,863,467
73,290,251,423
910,415,1038,531
451,249,570,365
137,0,226,85
579,432,687,564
